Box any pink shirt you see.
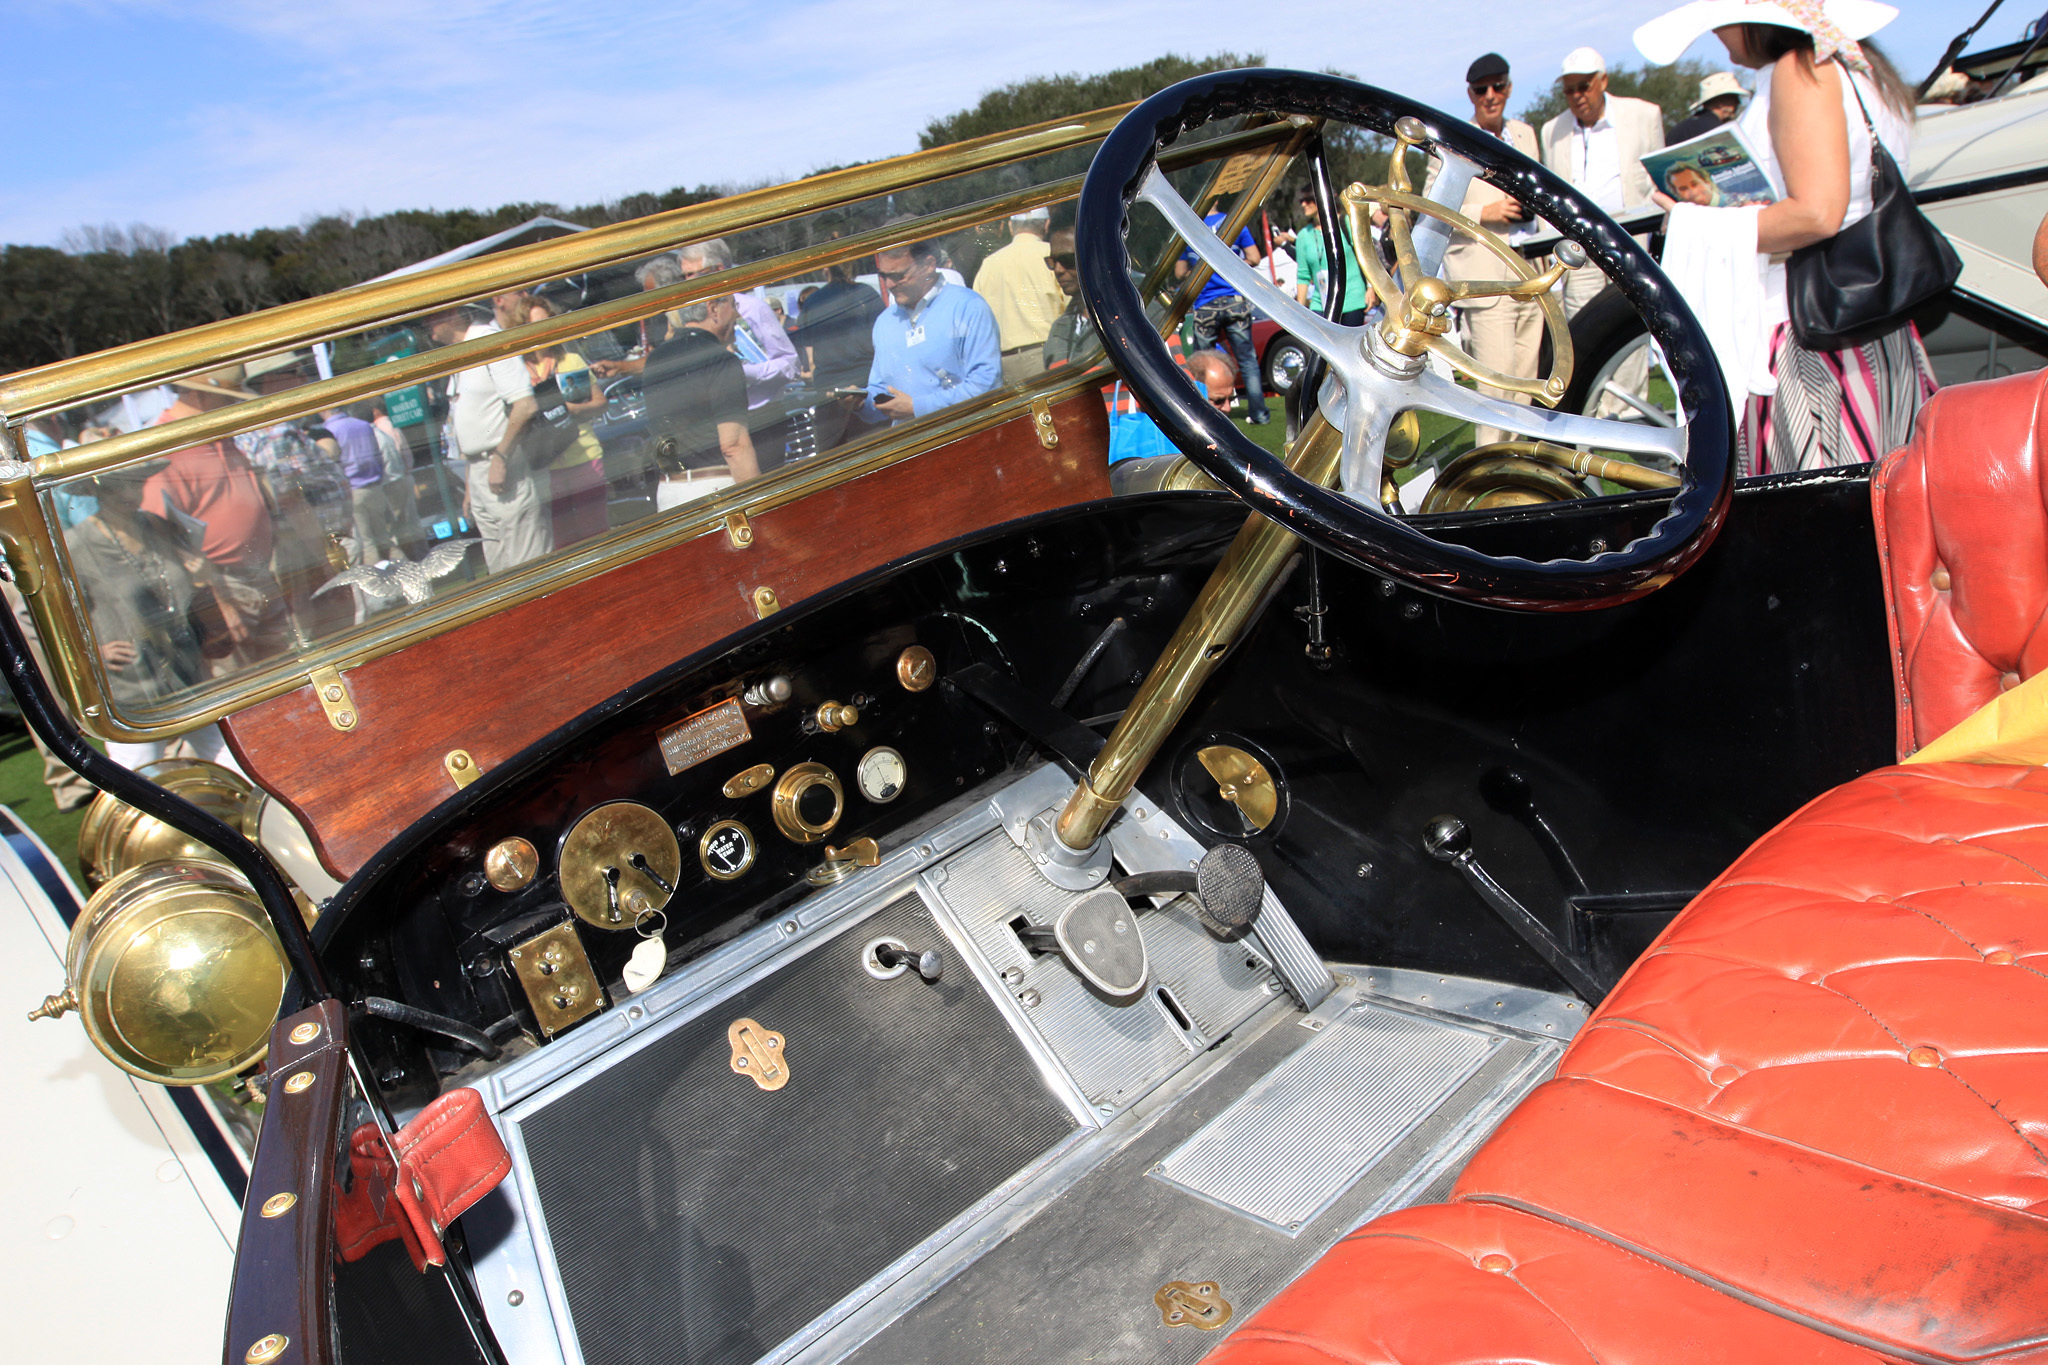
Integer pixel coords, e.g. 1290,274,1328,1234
145,399,274,568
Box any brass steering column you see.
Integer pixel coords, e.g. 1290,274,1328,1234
1053,416,1342,852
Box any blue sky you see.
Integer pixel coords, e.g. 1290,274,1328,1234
0,1,1996,247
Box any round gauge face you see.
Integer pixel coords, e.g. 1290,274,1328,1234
856,746,908,804
699,820,757,882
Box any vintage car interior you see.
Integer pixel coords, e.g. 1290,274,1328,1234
5,68,2041,1365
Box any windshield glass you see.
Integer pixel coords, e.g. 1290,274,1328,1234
8,109,1301,737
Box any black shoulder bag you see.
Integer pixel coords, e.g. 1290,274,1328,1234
517,373,581,469
1786,70,1960,352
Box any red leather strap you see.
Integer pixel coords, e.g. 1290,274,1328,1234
333,1088,509,1272
391,1087,512,1241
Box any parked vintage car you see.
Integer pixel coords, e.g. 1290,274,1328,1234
2,65,2037,1365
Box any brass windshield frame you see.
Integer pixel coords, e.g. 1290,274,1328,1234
0,111,1306,742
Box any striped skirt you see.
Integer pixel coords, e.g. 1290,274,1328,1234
1739,321,1938,478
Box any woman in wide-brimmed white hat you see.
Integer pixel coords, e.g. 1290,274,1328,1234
1636,0,1933,475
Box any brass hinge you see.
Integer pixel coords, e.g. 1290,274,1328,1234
751,586,780,619
309,666,358,732
724,511,754,549
444,749,481,788
1030,398,1060,449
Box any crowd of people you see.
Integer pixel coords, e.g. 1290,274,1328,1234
1440,0,1934,477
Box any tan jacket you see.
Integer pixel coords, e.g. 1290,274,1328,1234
972,235,1066,352
1540,95,1665,212
1443,118,1539,310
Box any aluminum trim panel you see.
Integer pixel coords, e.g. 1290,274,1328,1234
929,831,1191,1113
1152,1000,1503,1235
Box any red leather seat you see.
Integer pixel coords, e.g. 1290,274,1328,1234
1210,372,2048,1365
1874,368,2048,759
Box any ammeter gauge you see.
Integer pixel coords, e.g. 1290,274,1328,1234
856,746,908,804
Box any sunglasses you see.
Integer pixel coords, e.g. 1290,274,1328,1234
875,267,916,285
1044,252,1077,270
1469,80,1509,95
1562,78,1600,95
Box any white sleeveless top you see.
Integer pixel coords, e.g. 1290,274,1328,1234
1739,61,1912,333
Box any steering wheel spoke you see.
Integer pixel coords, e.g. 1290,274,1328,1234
1137,167,1352,364
1409,369,1689,464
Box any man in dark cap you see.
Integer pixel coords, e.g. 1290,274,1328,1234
1445,52,1544,445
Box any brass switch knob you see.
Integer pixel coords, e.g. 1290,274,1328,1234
815,701,860,732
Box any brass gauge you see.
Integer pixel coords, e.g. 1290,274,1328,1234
559,802,681,929
896,645,937,692
772,762,844,844
856,746,908,804
700,820,757,882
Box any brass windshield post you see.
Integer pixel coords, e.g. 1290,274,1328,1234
1053,415,1343,853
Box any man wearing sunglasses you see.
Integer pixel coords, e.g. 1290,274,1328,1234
864,234,1002,425
1538,47,1664,320
1445,53,1544,444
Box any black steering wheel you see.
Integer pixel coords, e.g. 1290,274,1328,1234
1074,68,1734,610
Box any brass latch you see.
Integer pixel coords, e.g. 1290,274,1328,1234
1156,1280,1232,1331
445,750,481,789
1196,745,1277,831
728,1017,789,1091
722,763,775,798
806,836,880,886
751,586,780,618
724,512,754,549
1030,398,1060,449
310,665,358,732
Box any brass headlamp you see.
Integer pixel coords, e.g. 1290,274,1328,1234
77,757,257,889
29,858,287,1086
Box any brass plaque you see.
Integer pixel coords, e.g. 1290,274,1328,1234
508,923,603,1038
657,698,752,776
1156,1280,1232,1331
559,802,680,929
722,763,775,799
1206,152,1267,196
728,1018,789,1091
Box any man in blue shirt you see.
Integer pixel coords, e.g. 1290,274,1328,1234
864,237,1002,425
1175,210,1271,424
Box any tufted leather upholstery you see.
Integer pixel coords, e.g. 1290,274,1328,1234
1207,763,2048,1364
1874,368,2048,761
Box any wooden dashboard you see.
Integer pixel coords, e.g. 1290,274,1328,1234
221,394,1112,878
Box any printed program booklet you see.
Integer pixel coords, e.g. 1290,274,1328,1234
1640,123,1779,208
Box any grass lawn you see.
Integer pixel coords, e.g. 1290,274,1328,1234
0,723,95,885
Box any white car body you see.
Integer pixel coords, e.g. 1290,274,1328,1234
1,807,238,1361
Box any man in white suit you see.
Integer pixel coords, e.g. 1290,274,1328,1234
1540,46,1665,318
1541,46,1663,415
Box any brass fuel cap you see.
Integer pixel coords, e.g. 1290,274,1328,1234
559,802,680,929
48,859,286,1085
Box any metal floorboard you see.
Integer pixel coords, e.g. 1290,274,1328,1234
839,992,1556,1364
